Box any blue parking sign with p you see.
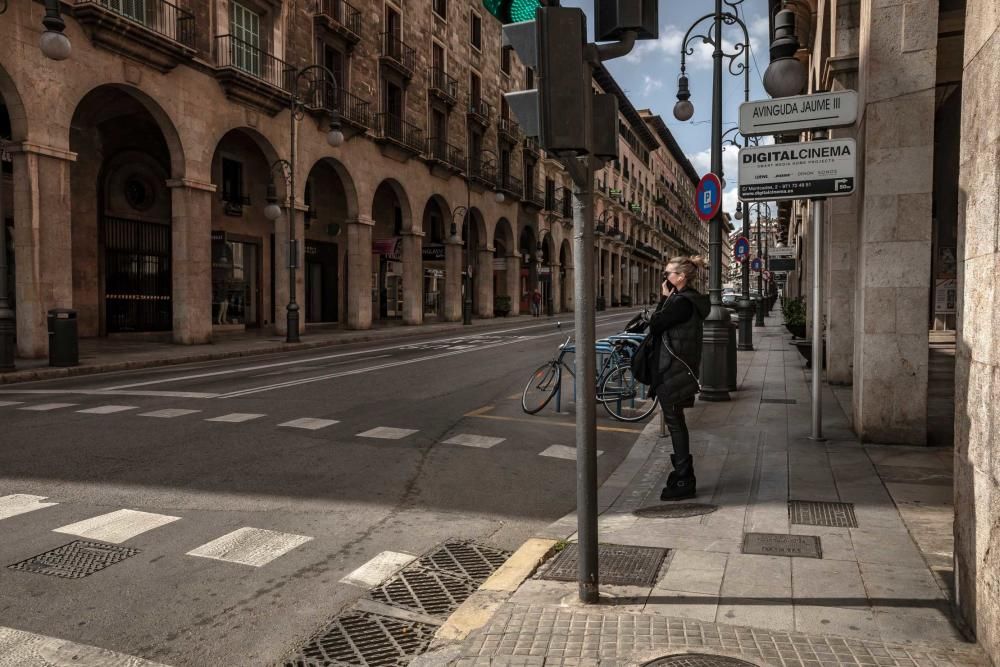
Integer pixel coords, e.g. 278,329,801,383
695,174,722,222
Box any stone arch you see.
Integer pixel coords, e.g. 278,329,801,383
420,194,451,320
559,237,573,269
204,125,280,187
306,156,359,222
518,224,539,313
371,178,411,320
0,62,28,141
72,83,185,179
492,217,516,310
559,237,573,312
465,207,490,317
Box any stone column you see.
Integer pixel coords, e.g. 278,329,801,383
274,204,307,337
954,0,1000,658
444,239,462,321
168,179,214,344
401,230,423,325
9,143,76,358
476,247,494,318
852,0,938,444
346,215,373,330
505,253,521,316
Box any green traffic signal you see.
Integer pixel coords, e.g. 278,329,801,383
482,0,541,24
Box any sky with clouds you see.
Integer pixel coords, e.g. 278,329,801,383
559,0,773,220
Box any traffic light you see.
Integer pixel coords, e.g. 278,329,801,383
482,0,543,24
503,7,591,155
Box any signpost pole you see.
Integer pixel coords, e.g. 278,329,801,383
810,130,827,442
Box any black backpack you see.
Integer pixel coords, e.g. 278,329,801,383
629,334,656,385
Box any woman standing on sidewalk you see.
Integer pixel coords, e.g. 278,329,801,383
649,256,710,501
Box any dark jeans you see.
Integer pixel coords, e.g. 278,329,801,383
658,400,690,460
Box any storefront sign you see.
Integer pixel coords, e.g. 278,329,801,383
493,258,507,270
739,91,858,136
211,230,227,242
422,243,447,262
769,246,794,258
935,279,957,315
738,139,856,201
768,258,796,272
372,237,401,260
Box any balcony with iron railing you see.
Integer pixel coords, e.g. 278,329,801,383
468,154,498,189
497,172,523,199
314,0,362,44
523,136,540,156
467,97,493,126
374,113,424,156
498,117,521,144
379,32,416,79
311,87,371,131
73,0,196,71
425,137,466,173
429,68,459,106
214,35,292,114
522,185,545,210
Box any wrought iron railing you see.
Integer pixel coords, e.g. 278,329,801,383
316,0,361,40
215,35,291,91
523,136,540,154
498,172,523,198
498,117,520,142
430,68,459,102
524,185,545,207
468,155,497,184
374,113,423,152
427,137,465,170
75,0,195,46
380,31,416,75
316,87,370,128
468,97,493,123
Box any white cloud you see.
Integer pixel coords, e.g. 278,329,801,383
642,75,663,97
623,24,684,64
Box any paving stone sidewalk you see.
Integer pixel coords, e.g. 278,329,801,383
422,317,986,667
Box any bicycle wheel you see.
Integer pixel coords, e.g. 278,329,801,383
522,362,561,414
600,364,657,422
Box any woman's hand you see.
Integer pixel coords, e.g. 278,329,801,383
661,279,674,297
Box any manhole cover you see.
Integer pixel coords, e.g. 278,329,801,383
8,540,139,578
760,398,797,404
644,654,759,667
413,539,510,583
634,503,718,519
789,500,858,528
742,533,822,559
368,567,478,619
538,543,667,586
284,611,436,667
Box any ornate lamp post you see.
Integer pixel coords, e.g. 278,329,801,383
751,202,772,326
671,0,752,401
451,155,504,326
0,137,13,370
2,0,73,59
264,65,344,343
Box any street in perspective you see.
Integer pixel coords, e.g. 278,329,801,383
1,0,998,666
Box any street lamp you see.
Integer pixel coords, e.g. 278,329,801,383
39,0,72,60
671,0,753,401
455,149,506,325
751,202,772,327
263,65,344,343
763,8,807,98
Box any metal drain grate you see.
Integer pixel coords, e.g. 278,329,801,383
413,539,510,584
760,398,798,404
538,543,667,586
284,611,437,667
644,655,759,667
789,500,858,528
8,540,139,579
634,503,718,519
742,533,822,559
368,567,479,619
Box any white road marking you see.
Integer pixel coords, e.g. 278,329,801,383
279,417,339,430
0,494,58,521
0,400,23,407
0,389,219,398
95,313,629,391
206,413,266,423
77,405,138,414
539,444,603,460
443,434,506,449
340,550,417,588
18,402,76,411
357,427,418,440
53,509,181,544
186,527,312,567
0,626,171,667
139,408,201,418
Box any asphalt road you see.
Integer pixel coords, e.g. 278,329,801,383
0,312,643,666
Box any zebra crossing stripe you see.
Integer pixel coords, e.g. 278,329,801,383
0,401,24,407
18,403,77,411
0,626,171,667
539,444,603,460
77,405,138,414
0,494,58,521
279,417,339,430
443,434,506,449
340,550,416,588
206,413,266,423
53,509,181,544
186,527,312,567
139,408,201,418
357,427,418,440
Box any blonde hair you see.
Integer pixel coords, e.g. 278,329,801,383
666,255,708,281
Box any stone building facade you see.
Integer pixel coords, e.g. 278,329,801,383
772,0,999,660
0,0,704,358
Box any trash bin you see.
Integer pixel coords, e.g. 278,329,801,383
596,296,606,311
47,308,79,367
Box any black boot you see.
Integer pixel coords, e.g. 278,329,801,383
660,454,696,501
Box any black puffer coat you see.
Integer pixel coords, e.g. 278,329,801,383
650,288,710,407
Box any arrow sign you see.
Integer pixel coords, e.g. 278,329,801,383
751,257,763,272
734,236,751,262
695,173,722,222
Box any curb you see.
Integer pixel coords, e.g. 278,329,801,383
420,416,665,662
0,312,602,386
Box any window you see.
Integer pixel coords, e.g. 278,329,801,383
525,67,534,89
501,45,511,75
230,1,262,76
545,178,555,210
221,158,244,204
470,72,481,106
323,43,345,91
432,42,445,71
471,12,482,49
432,0,446,19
